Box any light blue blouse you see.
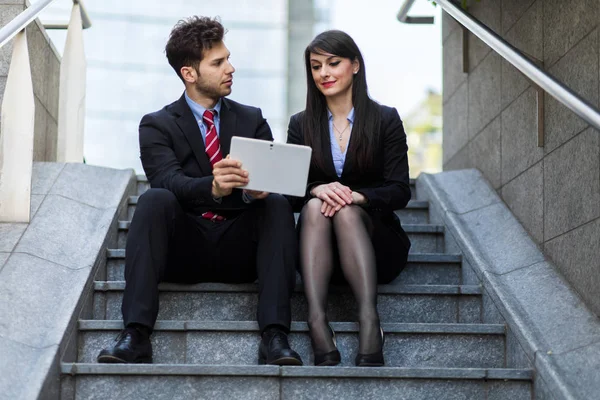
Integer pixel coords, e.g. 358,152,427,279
328,108,355,177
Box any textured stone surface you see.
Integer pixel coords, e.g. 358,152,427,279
545,218,600,319
468,52,502,139
0,337,57,400
426,170,500,215
15,195,116,269
501,0,543,109
545,29,599,152
0,253,90,348
443,146,471,172
493,261,600,355
443,28,468,103
443,81,468,160
501,88,544,184
506,327,532,369
467,0,501,72
469,116,501,189
543,0,599,67
0,223,26,252
50,164,133,210
31,162,65,195
442,10,460,43
502,162,544,243
0,5,23,76
534,374,558,400
33,96,49,162
0,252,8,272
30,194,44,219
74,376,279,400
459,296,482,324
501,0,537,33
453,203,545,275
102,291,479,324
80,330,505,368
482,287,504,325
486,381,532,400
282,378,487,400
544,127,600,240
536,342,600,400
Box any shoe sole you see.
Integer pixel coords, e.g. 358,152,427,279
356,362,385,367
97,355,153,364
258,356,303,366
315,359,341,367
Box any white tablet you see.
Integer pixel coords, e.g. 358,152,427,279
229,136,312,197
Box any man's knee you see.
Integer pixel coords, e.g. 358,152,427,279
137,188,179,215
263,193,293,215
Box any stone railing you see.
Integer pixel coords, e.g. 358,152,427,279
0,0,90,223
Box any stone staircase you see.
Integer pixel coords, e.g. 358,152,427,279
59,176,534,399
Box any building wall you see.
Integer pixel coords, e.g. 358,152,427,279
442,0,600,315
0,1,60,162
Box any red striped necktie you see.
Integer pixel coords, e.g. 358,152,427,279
201,109,225,221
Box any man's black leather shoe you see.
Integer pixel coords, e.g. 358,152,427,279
258,327,303,366
97,327,153,363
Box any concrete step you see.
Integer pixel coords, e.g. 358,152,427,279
92,282,482,324
126,196,430,224
104,251,462,285
77,320,506,368
116,221,445,253
60,364,532,400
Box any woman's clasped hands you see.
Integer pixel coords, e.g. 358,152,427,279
311,182,367,217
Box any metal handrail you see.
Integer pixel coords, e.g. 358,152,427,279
0,0,55,48
0,0,91,48
397,0,434,24
397,0,600,131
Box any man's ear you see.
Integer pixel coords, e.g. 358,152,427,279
180,66,197,83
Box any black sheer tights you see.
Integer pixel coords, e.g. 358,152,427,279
300,198,383,356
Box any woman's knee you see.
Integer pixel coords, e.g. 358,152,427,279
300,198,327,224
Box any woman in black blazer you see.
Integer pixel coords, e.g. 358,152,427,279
287,30,411,367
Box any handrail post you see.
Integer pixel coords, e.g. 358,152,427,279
57,2,86,162
0,30,35,222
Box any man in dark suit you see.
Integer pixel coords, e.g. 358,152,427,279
97,16,302,366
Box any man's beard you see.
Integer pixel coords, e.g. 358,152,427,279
195,79,229,99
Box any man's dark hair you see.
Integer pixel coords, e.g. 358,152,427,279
165,16,226,81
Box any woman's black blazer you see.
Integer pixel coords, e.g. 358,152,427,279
286,104,411,220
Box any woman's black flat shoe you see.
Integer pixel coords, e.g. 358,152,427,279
312,324,341,366
355,327,385,367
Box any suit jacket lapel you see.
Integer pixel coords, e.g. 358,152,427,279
320,117,338,179
173,94,212,176
340,124,357,180
219,98,237,156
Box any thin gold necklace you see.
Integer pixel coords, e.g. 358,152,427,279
332,121,350,141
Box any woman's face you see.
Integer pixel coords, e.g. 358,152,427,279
309,52,359,99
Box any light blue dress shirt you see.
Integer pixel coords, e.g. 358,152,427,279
184,91,222,145
328,108,355,177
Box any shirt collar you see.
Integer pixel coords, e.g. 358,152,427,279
184,91,222,122
327,107,355,124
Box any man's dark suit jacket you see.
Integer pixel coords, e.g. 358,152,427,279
287,104,411,229
139,94,272,216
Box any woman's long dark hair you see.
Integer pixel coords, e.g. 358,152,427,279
303,30,381,172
